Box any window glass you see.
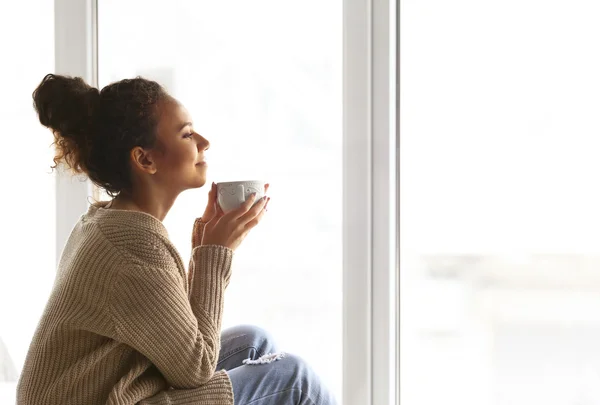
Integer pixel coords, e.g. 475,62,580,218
0,1,56,403
99,1,343,400
402,1,600,404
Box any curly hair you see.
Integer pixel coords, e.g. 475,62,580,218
32,73,170,196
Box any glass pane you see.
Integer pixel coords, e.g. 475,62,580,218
402,1,600,404
99,1,342,401
0,1,55,403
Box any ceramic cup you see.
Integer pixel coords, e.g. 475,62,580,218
216,180,266,213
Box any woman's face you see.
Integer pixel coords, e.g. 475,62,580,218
151,99,210,192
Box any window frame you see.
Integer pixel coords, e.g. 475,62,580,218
54,0,399,403
343,0,398,403
54,0,98,264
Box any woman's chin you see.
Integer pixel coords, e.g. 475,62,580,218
177,177,207,192
193,177,208,188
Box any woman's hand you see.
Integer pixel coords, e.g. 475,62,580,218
193,182,269,249
202,192,270,251
200,182,269,223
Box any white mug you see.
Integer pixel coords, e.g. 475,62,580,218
216,180,265,213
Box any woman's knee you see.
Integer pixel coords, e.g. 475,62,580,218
230,353,338,404
280,353,313,381
270,353,337,404
221,324,278,355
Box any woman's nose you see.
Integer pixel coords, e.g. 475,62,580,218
196,134,210,151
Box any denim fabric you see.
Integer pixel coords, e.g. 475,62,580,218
217,325,338,405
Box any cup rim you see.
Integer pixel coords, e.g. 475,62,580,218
216,180,265,186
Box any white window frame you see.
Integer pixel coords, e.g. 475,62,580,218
54,0,98,263
343,0,398,404
54,0,399,404
394,2,400,403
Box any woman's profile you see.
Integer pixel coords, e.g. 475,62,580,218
16,74,337,405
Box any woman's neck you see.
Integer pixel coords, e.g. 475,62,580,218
109,191,177,222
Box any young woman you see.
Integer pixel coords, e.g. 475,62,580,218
16,74,337,405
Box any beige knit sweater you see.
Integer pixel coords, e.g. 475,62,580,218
16,203,235,405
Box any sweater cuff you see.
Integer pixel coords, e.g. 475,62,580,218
189,245,233,322
191,218,208,249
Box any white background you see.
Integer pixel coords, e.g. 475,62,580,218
402,0,600,404
0,0,56,402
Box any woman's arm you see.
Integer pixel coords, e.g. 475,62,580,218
109,246,232,389
188,217,208,295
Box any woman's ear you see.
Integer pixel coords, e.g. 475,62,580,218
130,146,157,175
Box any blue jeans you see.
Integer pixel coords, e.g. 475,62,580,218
217,325,338,405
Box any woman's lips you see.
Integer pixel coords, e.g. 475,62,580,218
196,161,207,166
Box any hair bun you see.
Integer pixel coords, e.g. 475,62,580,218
33,73,99,173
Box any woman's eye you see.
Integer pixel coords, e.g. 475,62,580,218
183,133,193,139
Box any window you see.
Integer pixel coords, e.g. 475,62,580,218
99,0,343,401
0,1,56,403
401,1,600,404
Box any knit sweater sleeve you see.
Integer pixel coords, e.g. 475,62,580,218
109,245,233,389
188,218,208,295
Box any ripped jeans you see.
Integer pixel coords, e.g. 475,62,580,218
217,325,338,405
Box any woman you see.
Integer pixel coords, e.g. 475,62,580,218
16,74,337,405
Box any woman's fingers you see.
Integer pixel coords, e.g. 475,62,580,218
222,193,267,227
202,192,269,250
239,196,269,224
201,182,218,222
207,199,223,224
229,192,258,218
228,184,268,219
243,201,268,231
205,183,217,207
